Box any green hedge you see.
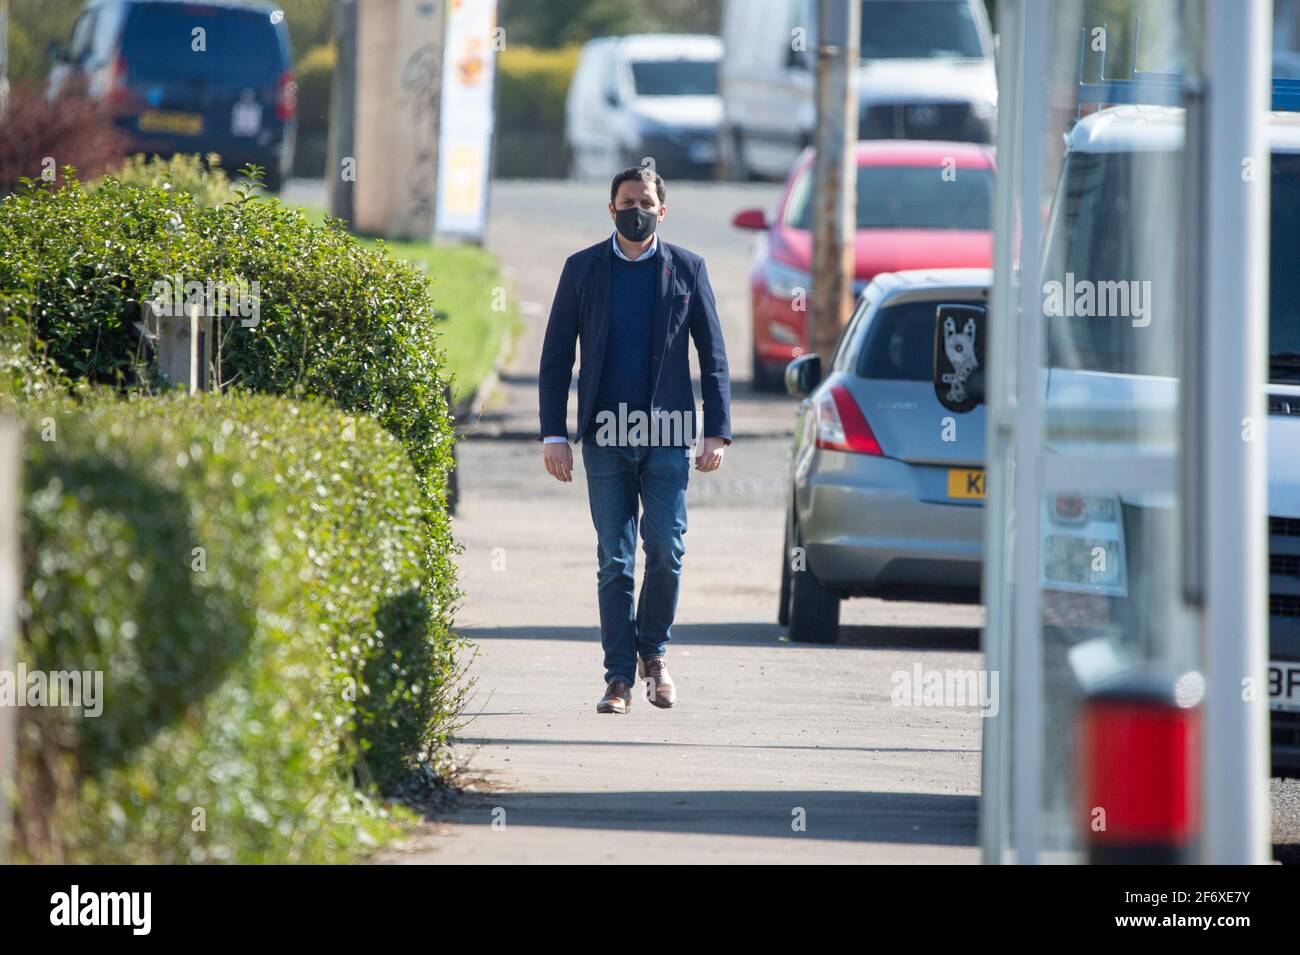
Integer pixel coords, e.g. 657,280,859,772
0,176,459,712
0,167,465,862
495,45,580,178
294,43,337,178
0,173,454,510
497,44,580,131
9,391,463,863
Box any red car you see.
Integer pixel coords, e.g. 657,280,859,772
733,140,996,390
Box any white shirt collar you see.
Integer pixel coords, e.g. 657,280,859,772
611,232,659,262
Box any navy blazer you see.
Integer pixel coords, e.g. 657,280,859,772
538,237,732,444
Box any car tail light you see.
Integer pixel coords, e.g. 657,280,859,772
814,384,882,455
276,70,297,121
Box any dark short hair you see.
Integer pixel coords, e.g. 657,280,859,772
610,165,666,205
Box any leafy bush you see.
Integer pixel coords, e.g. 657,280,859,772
0,84,130,194
1,317,65,402
98,154,239,207
9,391,464,863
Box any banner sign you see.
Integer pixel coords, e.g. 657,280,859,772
435,0,498,240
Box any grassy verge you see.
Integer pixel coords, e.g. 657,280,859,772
298,205,520,406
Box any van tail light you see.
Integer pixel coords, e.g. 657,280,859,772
276,70,297,121
104,56,131,108
814,384,882,455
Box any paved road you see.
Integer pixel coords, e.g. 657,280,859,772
281,177,1298,863
380,179,986,863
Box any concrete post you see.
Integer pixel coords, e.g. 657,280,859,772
153,304,213,393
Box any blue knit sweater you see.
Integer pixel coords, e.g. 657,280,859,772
587,251,659,435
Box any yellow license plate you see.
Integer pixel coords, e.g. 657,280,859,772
138,111,204,135
947,468,986,500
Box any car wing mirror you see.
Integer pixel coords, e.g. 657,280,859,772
785,353,821,397
731,208,768,230
933,304,987,413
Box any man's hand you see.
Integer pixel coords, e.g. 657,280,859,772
694,436,727,473
543,441,574,482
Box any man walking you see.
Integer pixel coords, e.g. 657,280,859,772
539,165,731,714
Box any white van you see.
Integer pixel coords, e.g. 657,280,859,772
1040,104,1300,774
564,34,723,181
719,0,997,181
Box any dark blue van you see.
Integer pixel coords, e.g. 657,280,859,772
48,0,296,190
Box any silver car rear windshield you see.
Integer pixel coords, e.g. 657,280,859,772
856,297,986,380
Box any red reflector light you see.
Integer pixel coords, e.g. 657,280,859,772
1082,700,1201,844
1054,494,1084,520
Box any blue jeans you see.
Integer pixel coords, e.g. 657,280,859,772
581,441,690,685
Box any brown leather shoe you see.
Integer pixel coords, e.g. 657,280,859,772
596,680,632,714
638,656,676,709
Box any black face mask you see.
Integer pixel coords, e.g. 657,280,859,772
614,205,659,243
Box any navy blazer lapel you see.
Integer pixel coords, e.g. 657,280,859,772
587,239,614,396
650,243,674,390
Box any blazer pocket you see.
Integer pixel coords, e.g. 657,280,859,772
668,292,692,335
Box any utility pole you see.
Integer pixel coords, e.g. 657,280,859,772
326,0,357,224
0,419,19,866
808,0,859,362
0,0,10,115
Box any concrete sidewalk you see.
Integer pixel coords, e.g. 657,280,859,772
377,180,984,864
381,440,983,864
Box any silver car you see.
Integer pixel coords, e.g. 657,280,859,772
779,269,991,643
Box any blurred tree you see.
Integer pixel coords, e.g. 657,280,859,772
277,0,334,54
499,0,722,48
8,0,80,84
